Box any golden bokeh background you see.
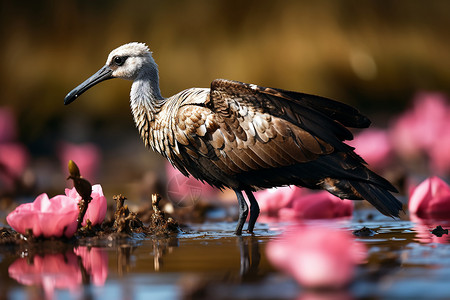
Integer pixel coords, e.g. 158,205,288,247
0,0,449,198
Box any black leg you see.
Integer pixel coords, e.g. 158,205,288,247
245,189,260,233
234,189,248,235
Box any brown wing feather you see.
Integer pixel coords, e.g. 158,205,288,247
209,79,367,153
166,81,341,189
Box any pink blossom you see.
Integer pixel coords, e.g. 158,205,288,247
8,252,82,299
390,92,450,174
391,93,448,155
0,107,30,190
409,176,450,219
58,142,101,182
65,184,107,226
6,193,79,238
255,186,309,217
0,107,17,143
0,143,29,189
282,191,353,219
266,225,367,288
7,184,107,237
166,163,218,206
348,128,392,170
74,246,109,286
255,186,352,220
429,125,450,175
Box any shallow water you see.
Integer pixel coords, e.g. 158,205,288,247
1,210,450,300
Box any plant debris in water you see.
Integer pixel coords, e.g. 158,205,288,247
353,226,377,237
431,225,449,237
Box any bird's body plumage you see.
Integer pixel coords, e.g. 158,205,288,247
65,42,402,234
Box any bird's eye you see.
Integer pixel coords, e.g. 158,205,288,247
113,56,127,66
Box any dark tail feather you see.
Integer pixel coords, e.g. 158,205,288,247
351,181,403,217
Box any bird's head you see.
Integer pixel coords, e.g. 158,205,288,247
64,42,157,105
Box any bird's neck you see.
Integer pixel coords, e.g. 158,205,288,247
129,69,167,150
130,68,166,120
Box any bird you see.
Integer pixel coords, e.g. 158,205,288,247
64,42,402,235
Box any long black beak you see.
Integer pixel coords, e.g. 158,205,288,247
64,65,113,105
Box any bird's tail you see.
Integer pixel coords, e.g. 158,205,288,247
349,181,403,217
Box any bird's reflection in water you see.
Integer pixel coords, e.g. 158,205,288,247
146,234,261,276
238,236,261,280
179,235,264,300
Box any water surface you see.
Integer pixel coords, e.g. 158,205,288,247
1,210,450,299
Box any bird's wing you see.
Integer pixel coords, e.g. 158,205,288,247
208,79,370,145
169,80,369,181
167,80,400,216
208,78,369,159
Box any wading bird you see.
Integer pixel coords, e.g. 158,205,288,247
64,42,402,235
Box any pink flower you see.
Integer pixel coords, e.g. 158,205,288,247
266,225,367,288
0,107,17,143
65,184,107,226
282,191,353,219
58,142,101,182
166,163,218,206
256,186,309,217
8,252,82,299
348,128,392,170
409,176,450,219
255,186,353,220
7,184,107,237
74,246,109,286
429,126,450,175
390,92,450,174
6,193,79,238
0,143,29,189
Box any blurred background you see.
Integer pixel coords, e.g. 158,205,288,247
0,0,449,205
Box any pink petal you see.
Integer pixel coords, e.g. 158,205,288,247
6,201,41,236
0,107,17,142
74,246,109,286
65,187,81,200
291,191,353,219
8,252,82,299
0,143,29,188
6,193,79,238
83,184,107,226
390,92,450,171
58,142,101,182
348,128,392,170
255,186,301,216
38,209,79,238
429,131,450,175
166,163,218,204
266,225,367,288
256,187,352,220
409,176,450,218
65,184,107,226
